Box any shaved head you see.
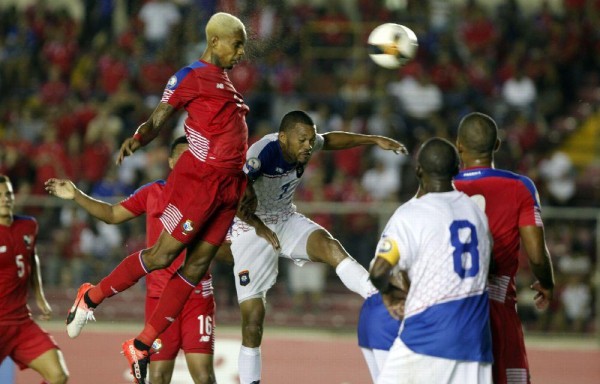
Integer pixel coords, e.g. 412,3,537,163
205,12,245,40
417,138,460,180
457,112,498,155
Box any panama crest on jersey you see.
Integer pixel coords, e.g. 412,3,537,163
238,270,250,286
23,235,33,249
166,75,178,90
182,219,194,233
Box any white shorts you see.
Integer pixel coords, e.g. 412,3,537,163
230,213,324,302
377,338,492,384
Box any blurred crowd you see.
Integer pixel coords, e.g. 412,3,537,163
0,0,598,333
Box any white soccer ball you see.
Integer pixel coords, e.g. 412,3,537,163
368,23,418,69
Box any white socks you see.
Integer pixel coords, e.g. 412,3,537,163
239,345,261,384
335,257,377,299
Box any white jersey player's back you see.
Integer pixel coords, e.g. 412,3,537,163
380,190,493,363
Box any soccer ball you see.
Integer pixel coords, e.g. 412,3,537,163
368,23,418,69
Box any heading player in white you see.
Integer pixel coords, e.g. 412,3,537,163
370,138,493,384
232,110,407,384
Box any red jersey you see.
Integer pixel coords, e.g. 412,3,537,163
454,167,543,305
0,215,38,325
161,60,249,170
120,181,212,299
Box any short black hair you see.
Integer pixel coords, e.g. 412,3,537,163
278,110,315,133
170,136,188,157
457,112,498,155
417,138,460,179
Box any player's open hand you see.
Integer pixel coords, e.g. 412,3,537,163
255,223,281,252
530,280,553,310
374,136,408,155
36,297,52,321
381,286,407,320
117,137,142,165
44,178,76,200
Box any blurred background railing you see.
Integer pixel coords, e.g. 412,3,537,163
16,197,600,344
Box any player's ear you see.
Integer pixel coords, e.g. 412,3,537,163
456,139,463,153
210,35,219,48
494,138,501,152
278,131,287,146
168,157,174,170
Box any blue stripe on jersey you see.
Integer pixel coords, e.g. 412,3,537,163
13,214,35,222
455,168,540,208
400,293,493,363
130,180,165,196
357,293,401,350
166,61,206,91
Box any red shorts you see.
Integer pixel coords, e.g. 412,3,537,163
0,319,59,370
146,295,216,361
159,150,246,245
490,300,530,384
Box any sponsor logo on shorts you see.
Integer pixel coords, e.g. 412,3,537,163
238,270,250,286
182,220,194,233
200,336,211,342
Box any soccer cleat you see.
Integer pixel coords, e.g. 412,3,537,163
121,339,162,384
66,283,96,338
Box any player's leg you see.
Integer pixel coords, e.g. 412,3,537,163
180,290,217,384
66,232,185,338
305,228,376,298
360,348,379,383
147,296,180,384
231,221,280,384
12,321,68,384
184,353,215,384
149,360,176,384
28,349,69,384
490,301,530,384
239,297,266,384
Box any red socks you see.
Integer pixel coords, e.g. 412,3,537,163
87,251,149,305
136,272,195,346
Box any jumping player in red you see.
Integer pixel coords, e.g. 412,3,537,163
46,137,216,384
454,112,555,384
50,13,270,384
0,175,69,384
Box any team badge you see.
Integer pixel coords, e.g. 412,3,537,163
166,75,177,89
238,270,250,286
182,220,194,233
376,237,400,265
245,157,261,173
23,235,32,248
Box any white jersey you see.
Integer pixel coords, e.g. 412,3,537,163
377,190,493,363
238,133,324,225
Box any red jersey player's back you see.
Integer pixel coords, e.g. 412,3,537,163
454,167,542,304
162,60,249,170
0,215,38,325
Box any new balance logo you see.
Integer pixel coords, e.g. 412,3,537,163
216,83,224,89
200,336,210,342
165,317,175,322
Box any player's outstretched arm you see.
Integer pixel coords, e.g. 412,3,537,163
117,102,176,165
321,132,408,154
520,225,555,310
45,178,135,224
30,249,52,321
236,183,281,251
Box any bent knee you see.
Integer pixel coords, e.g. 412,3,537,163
191,369,216,384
